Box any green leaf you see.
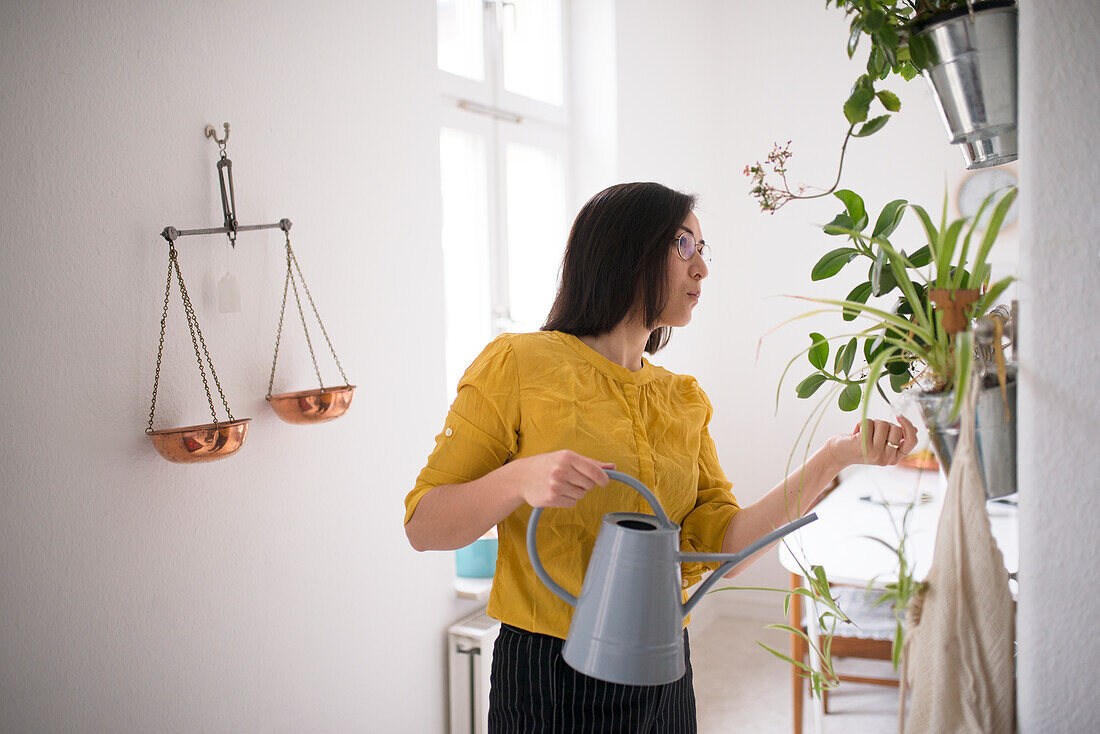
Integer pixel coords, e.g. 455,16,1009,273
870,248,887,296
847,18,864,58
876,89,901,112
864,335,881,363
843,282,873,321
908,244,932,268
867,46,886,77
908,34,934,70
844,84,874,125
974,276,1014,316
823,212,856,236
935,219,967,288
863,7,886,32
872,199,908,239
874,24,899,52
808,333,829,369
886,353,910,375
969,187,1018,289
854,114,890,137
757,642,818,674
840,337,857,376
949,330,974,419
834,190,867,230
839,383,862,412
811,247,859,281
889,368,911,392
858,345,897,423
796,373,829,399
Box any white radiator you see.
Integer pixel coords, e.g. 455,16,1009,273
448,608,500,734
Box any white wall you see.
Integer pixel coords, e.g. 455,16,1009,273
5,1,1097,731
1017,2,1100,730
0,2,470,731
612,0,1016,619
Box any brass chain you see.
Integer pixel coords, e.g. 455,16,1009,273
146,248,176,433
146,242,235,430
266,233,349,397
287,247,324,389
173,255,234,424
266,256,292,399
287,239,349,385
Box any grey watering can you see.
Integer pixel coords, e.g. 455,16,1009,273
528,469,817,686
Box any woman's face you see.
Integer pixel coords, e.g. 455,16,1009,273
658,211,709,328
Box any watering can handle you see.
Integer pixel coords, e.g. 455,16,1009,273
527,470,677,608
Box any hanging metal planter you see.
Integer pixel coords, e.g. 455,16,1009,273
913,306,1017,498
914,373,1017,499
265,224,355,424
912,0,1019,169
146,240,251,463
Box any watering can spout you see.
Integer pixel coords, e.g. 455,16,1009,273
527,470,817,686
679,511,817,618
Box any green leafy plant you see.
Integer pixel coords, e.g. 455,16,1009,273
864,500,925,668
711,561,851,696
745,1,974,212
776,185,1017,421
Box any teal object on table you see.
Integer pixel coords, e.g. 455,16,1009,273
456,537,498,578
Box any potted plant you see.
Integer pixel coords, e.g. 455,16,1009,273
775,184,1017,497
745,0,1018,213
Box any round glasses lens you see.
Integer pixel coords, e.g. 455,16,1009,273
677,233,696,260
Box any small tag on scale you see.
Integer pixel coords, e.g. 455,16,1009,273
218,237,241,313
218,272,241,313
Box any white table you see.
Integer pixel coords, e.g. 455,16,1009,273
778,464,1018,733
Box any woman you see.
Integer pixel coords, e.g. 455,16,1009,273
404,182,917,733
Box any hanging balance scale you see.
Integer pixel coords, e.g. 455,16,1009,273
145,123,354,464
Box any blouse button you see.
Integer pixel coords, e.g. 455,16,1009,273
444,427,454,437
682,579,690,588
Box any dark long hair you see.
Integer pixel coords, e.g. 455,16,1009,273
542,182,696,354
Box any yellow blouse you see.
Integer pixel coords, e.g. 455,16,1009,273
405,331,740,640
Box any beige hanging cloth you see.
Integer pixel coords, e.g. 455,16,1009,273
900,381,1016,734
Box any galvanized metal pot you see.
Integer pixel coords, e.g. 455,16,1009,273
914,374,1017,498
913,1,1018,169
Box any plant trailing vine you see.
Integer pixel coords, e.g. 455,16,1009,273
745,0,972,213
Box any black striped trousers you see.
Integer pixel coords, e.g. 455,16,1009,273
488,623,697,733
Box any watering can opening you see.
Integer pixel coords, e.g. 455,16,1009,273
527,469,817,686
616,518,659,531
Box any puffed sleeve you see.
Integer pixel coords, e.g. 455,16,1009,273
679,388,740,584
404,335,521,525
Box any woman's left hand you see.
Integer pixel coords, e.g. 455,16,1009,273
827,415,919,468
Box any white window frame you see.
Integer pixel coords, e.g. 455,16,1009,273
437,0,574,340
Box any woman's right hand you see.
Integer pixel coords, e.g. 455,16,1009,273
509,450,616,509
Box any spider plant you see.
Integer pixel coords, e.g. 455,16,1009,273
777,184,1017,423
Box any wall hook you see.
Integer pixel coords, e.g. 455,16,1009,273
205,122,230,148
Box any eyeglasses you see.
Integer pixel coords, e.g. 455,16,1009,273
674,232,710,262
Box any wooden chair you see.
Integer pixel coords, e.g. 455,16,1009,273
789,572,900,734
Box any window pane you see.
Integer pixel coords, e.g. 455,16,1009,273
505,142,567,333
440,128,492,398
502,0,564,105
438,0,484,81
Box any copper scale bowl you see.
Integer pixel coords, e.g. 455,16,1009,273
266,385,356,425
148,418,252,464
